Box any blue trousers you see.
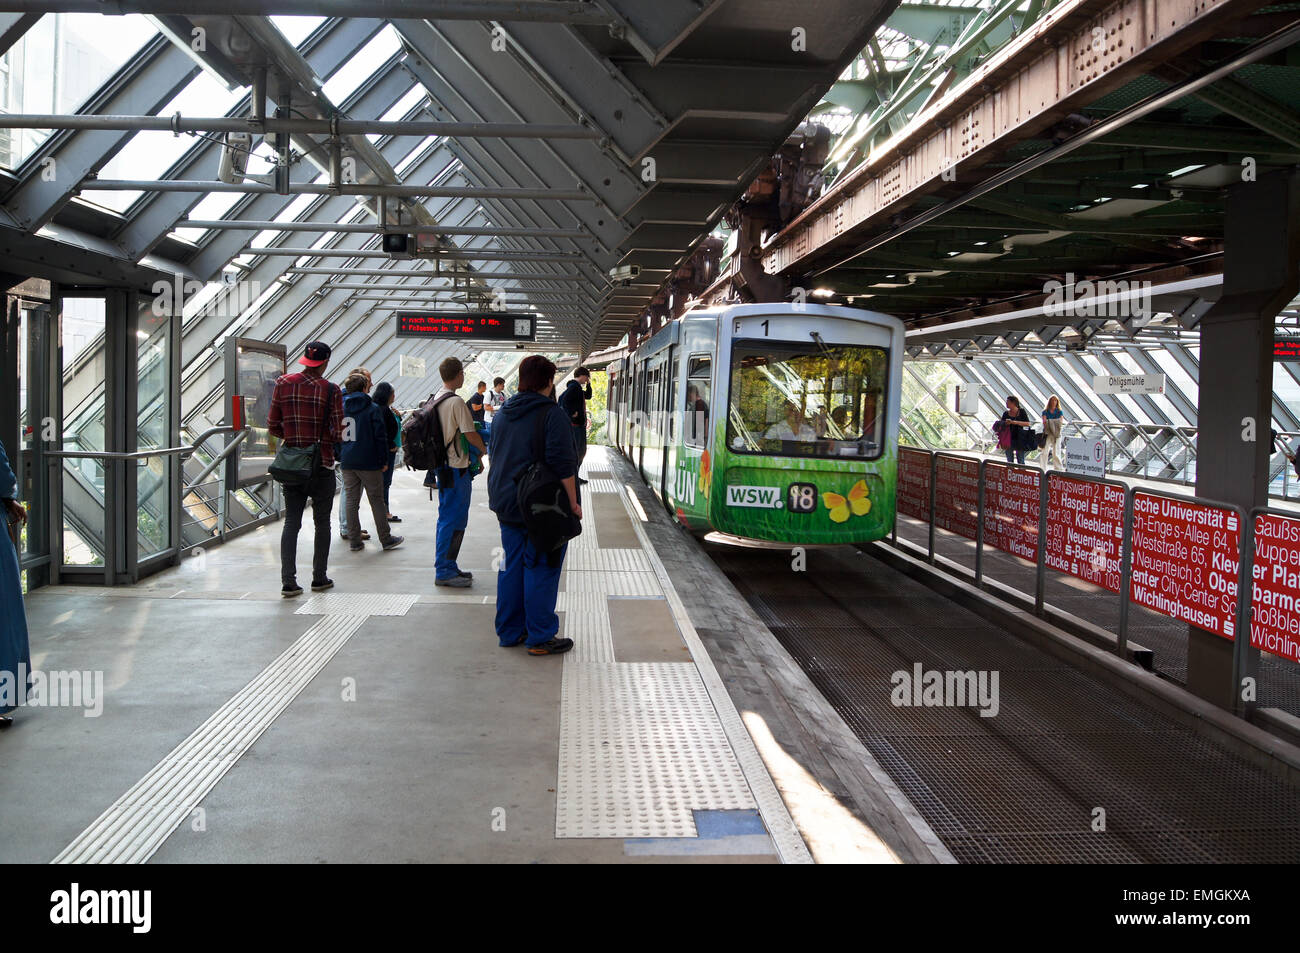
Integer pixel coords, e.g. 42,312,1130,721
495,522,566,647
435,466,473,580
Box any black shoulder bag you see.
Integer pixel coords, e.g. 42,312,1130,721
515,406,581,553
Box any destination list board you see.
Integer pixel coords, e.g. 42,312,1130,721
898,447,931,521
1045,475,1124,593
983,464,1040,562
1130,492,1241,640
1249,513,1300,664
933,455,979,541
395,311,534,340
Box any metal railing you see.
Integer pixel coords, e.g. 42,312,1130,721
894,445,1297,720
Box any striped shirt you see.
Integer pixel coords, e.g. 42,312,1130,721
267,371,344,468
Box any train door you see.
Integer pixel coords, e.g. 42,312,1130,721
660,345,677,503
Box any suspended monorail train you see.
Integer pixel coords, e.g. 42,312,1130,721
606,303,904,545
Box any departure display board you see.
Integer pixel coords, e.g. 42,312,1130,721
395,311,535,341
1274,336,1300,360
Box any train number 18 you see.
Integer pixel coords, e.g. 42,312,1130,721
787,483,818,513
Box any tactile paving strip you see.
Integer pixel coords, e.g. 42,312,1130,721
295,592,420,616
565,570,663,596
557,663,756,838
583,478,621,495
52,614,368,863
556,591,614,664
565,548,654,572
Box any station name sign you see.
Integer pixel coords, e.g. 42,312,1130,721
1092,373,1164,395
394,311,535,341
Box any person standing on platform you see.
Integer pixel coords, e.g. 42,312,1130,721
469,381,488,428
999,395,1033,466
268,341,344,597
487,355,580,655
372,381,402,523
336,366,372,543
1041,395,1065,471
340,373,403,553
432,357,486,588
558,366,592,484
0,438,31,728
485,377,507,425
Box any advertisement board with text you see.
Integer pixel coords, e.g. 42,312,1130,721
1130,492,1241,640
898,447,931,521
933,455,979,541
983,464,1040,561
1046,476,1124,592
1249,513,1300,664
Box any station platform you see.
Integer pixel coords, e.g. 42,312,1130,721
2,446,933,864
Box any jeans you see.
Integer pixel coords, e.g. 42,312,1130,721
435,465,473,580
335,466,349,533
281,466,336,586
343,468,392,545
1005,446,1027,465
383,450,396,512
495,522,566,647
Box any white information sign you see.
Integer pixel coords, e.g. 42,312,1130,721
1093,373,1165,395
399,354,426,378
1065,437,1107,479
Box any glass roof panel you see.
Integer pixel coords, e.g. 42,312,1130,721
0,14,158,170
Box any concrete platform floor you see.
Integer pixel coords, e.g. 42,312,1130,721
2,450,807,863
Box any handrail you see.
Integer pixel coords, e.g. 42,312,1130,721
44,425,239,462
184,429,247,492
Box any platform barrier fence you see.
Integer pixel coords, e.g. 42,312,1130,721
894,445,1299,719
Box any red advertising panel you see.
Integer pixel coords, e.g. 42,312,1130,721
1130,492,1241,640
898,447,932,521
983,464,1040,561
1249,513,1300,664
1045,476,1124,592
933,455,979,541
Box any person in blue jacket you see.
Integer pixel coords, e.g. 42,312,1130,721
339,372,403,553
1,438,31,727
486,355,582,656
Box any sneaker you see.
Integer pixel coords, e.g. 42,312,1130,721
434,575,473,588
350,543,365,552
340,530,371,541
311,578,334,592
457,570,473,580
282,583,303,598
387,514,402,523
577,477,589,485
527,638,574,656
382,535,404,551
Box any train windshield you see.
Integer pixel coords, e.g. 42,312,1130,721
727,341,888,460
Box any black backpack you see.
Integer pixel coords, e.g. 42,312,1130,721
515,406,581,552
401,391,455,471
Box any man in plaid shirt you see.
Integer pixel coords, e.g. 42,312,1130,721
268,340,344,597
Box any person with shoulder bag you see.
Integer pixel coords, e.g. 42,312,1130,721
1041,395,1065,471
998,395,1033,465
267,341,344,597
486,355,581,656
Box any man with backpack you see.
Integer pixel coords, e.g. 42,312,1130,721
486,355,581,655
419,358,486,588
267,341,344,598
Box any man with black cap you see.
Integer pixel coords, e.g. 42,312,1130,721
268,341,344,597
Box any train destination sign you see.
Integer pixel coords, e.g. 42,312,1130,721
395,311,536,341
1274,336,1300,360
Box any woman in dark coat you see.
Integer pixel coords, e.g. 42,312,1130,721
999,396,1033,465
1,438,31,727
371,381,403,523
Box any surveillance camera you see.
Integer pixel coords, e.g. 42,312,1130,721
607,264,640,288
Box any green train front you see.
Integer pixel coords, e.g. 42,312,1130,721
609,302,904,546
